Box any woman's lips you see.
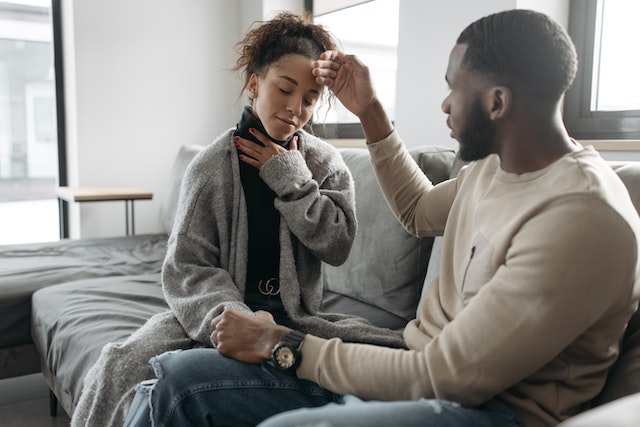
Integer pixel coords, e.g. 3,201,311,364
279,117,296,127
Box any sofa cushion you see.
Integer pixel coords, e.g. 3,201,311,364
323,146,456,322
590,162,640,405
610,162,640,214
31,273,168,413
559,391,640,427
422,151,466,299
159,144,205,233
594,306,640,406
0,234,167,351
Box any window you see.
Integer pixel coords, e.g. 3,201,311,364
564,0,640,140
0,0,63,244
308,0,399,139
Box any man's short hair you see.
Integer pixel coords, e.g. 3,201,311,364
457,9,578,102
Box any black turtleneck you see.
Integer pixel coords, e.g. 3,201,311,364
234,107,295,312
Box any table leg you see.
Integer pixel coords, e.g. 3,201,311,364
58,198,69,239
124,200,136,236
125,201,130,236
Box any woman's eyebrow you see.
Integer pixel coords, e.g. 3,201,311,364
278,75,298,85
278,75,320,95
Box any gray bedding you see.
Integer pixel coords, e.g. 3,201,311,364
0,234,167,350
30,277,407,415
31,273,169,412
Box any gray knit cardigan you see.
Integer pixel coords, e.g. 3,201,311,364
163,128,404,347
71,129,404,427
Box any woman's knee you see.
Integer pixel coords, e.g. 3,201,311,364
141,349,339,426
149,348,223,380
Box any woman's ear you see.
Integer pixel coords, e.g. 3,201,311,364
248,74,259,98
484,86,512,120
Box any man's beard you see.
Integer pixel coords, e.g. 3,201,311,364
458,99,496,162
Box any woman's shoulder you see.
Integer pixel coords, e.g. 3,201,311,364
183,128,235,180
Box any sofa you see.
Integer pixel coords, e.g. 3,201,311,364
0,142,637,423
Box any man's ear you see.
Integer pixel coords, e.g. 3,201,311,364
484,86,512,120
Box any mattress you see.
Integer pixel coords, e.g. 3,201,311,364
0,234,168,350
31,279,408,416
31,273,169,413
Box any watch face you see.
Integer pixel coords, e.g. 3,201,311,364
274,346,296,369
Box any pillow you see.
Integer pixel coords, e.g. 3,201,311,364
592,162,640,405
593,306,640,406
323,146,456,321
422,150,466,300
610,162,640,216
558,391,640,427
159,144,205,233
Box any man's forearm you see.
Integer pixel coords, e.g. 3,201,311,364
358,98,394,144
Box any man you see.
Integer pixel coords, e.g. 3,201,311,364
124,9,640,427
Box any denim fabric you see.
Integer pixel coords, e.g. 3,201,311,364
123,348,340,427
259,394,525,427
124,348,524,427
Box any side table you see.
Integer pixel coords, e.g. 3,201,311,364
57,187,153,236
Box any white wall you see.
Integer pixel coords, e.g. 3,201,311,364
62,0,245,238
62,0,308,238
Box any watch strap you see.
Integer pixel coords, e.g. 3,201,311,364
271,330,306,373
280,329,306,349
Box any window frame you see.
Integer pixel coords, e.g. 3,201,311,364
306,0,395,140
564,0,640,140
52,0,68,237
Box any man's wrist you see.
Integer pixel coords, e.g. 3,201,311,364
271,329,307,373
358,98,394,144
264,325,291,360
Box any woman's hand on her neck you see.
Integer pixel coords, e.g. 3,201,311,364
235,129,298,170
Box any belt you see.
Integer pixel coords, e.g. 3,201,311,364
258,278,280,296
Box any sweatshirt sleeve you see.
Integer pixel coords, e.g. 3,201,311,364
260,141,357,266
297,196,637,406
368,131,457,237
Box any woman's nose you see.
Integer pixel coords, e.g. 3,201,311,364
287,96,303,116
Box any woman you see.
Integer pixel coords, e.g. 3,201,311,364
71,12,403,427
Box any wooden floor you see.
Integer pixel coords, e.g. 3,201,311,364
0,374,71,427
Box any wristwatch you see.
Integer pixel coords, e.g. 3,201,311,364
271,330,306,373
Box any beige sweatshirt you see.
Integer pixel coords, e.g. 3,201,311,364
297,131,640,426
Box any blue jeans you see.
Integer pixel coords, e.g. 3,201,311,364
124,348,524,427
123,348,340,427
259,395,525,427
